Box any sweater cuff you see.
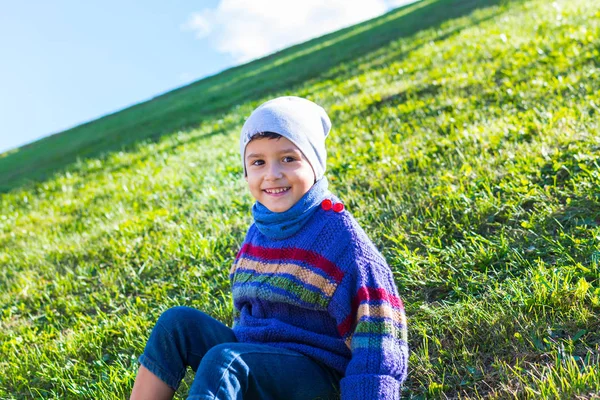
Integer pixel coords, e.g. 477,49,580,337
340,374,400,400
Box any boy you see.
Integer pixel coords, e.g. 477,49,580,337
131,96,408,399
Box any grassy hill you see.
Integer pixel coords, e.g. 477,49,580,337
1,0,599,398
0,0,490,193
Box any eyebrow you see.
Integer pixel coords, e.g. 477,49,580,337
246,148,301,159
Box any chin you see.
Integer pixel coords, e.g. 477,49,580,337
269,206,290,213
264,203,292,213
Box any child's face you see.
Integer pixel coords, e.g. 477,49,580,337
244,136,315,213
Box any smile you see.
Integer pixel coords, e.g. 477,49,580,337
263,187,291,194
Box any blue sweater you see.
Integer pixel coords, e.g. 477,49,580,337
230,202,408,400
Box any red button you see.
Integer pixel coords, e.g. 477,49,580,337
321,199,333,211
333,202,344,213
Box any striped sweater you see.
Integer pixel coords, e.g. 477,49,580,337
230,203,408,400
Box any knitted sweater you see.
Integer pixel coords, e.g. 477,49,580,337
230,202,408,400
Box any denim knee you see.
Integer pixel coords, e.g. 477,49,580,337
156,306,198,334
191,344,249,400
140,306,238,392
202,343,250,376
139,307,197,390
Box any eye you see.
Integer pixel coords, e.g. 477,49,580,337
251,159,264,166
282,156,296,163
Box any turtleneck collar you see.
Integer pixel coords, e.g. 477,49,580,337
251,177,330,240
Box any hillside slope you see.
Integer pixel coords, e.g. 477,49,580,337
1,0,599,398
0,0,490,193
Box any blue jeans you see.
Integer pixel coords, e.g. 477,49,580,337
139,306,341,399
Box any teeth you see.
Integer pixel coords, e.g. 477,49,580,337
265,187,289,194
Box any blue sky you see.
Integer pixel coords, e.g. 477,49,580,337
0,0,415,154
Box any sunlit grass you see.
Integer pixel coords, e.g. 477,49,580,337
1,0,599,398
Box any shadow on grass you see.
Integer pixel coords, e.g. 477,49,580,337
0,0,514,193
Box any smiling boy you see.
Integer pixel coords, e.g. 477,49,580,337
131,96,408,400
244,133,314,213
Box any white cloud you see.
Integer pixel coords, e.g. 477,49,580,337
182,0,419,63
181,13,214,38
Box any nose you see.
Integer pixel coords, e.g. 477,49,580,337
265,162,283,181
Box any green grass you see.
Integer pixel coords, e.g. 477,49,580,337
1,0,600,398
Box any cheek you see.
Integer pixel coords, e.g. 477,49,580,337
297,167,315,192
246,175,260,191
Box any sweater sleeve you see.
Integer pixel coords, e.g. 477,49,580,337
328,259,408,400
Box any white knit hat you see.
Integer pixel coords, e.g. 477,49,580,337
240,96,332,180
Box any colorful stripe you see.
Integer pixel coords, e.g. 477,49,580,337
232,282,328,310
234,258,338,297
352,287,404,310
234,244,345,283
338,313,355,339
350,335,406,351
344,318,406,348
354,319,404,338
233,272,330,309
356,303,406,326
337,287,405,339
